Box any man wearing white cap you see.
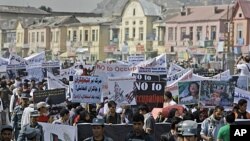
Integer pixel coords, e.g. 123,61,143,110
36,102,50,123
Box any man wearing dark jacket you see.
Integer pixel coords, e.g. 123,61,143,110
160,117,182,141
125,113,154,141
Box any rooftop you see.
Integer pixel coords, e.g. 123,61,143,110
167,5,233,23
0,5,50,15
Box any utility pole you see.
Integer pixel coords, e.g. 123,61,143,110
223,4,235,75
227,4,235,75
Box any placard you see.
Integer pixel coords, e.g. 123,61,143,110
200,80,235,107
178,81,201,105
33,88,66,105
72,76,102,103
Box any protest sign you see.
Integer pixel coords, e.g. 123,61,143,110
127,55,145,65
166,69,193,99
0,57,8,73
25,51,45,65
47,72,68,90
6,64,27,79
211,69,230,80
33,88,66,105
108,77,136,105
40,122,76,141
134,81,166,109
26,67,44,82
138,67,167,74
132,73,160,81
42,61,60,77
8,53,27,65
167,63,184,75
178,81,201,105
166,69,189,86
234,87,250,112
200,80,235,107
72,76,102,103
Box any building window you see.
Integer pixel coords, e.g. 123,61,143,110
189,27,193,40
140,21,143,25
125,28,129,40
139,27,144,41
170,46,174,52
133,28,136,38
125,21,129,25
237,23,243,39
68,30,71,41
32,32,35,43
133,8,136,16
168,27,173,41
56,31,59,43
92,30,96,41
211,26,216,40
17,33,21,43
73,30,77,42
96,30,98,41
41,32,44,43
153,29,156,40
37,32,39,42
84,30,88,41
174,27,177,40
197,26,202,41
180,27,186,40
80,30,82,41
239,13,242,18
133,21,136,25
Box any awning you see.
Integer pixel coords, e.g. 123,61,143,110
76,48,88,53
59,52,76,58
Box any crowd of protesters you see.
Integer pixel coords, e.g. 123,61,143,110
0,76,249,141
1,56,250,141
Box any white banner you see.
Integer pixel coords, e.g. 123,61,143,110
25,51,45,65
8,53,27,65
0,57,8,72
42,61,60,68
47,72,68,90
128,55,145,65
59,67,76,80
166,69,189,86
166,69,193,97
167,63,184,75
108,77,136,105
39,122,76,141
26,67,44,82
212,70,230,80
234,87,250,112
72,76,102,103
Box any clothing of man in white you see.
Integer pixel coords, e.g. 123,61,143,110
237,63,250,76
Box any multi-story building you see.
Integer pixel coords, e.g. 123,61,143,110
165,5,231,63
118,0,162,59
0,20,17,57
28,16,79,59
232,0,250,54
66,17,113,62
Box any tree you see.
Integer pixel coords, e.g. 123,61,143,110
39,5,52,12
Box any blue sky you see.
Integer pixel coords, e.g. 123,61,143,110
0,0,102,12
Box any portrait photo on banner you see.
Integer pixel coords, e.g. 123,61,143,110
178,81,201,105
200,80,235,107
